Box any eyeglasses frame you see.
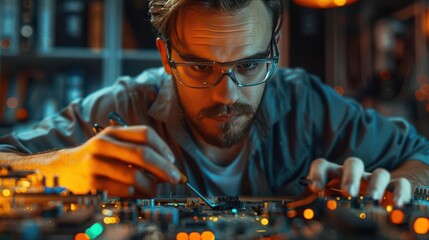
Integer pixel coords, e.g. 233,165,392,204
163,37,279,89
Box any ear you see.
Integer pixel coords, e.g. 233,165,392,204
156,37,172,75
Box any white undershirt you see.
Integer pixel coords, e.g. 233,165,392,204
195,142,249,196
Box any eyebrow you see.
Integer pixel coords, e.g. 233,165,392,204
173,47,271,63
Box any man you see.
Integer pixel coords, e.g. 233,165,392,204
0,0,428,207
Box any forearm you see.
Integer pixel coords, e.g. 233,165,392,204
391,160,429,191
0,150,65,176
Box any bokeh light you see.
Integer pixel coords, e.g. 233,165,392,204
413,217,429,235
303,208,315,220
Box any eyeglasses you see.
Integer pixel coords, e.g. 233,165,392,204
164,38,279,89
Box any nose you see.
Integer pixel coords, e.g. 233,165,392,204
211,72,239,105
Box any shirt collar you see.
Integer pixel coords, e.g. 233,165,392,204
147,77,199,156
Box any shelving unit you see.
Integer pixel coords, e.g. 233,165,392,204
0,0,161,134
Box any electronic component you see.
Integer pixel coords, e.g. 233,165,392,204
0,166,428,239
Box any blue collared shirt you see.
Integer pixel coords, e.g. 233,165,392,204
1,67,428,197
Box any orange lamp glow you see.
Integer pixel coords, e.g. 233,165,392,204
303,208,315,220
261,218,269,226
201,231,215,240
176,232,188,240
293,0,357,8
287,210,298,218
413,217,429,235
74,233,90,240
189,232,201,240
390,209,405,224
326,200,337,211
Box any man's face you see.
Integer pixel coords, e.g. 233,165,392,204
161,1,273,148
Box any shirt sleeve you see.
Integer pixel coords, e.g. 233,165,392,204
304,72,429,171
0,72,159,154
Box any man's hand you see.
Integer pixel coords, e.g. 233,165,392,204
306,157,412,207
50,125,181,197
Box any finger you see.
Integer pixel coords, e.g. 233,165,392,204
134,169,158,197
90,137,181,183
364,168,390,200
103,126,176,163
341,157,365,196
91,158,135,184
389,177,412,207
89,158,148,185
91,160,159,197
307,158,342,192
91,176,136,198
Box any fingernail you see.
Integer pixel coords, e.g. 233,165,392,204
348,184,358,196
171,170,180,183
371,191,380,200
167,153,175,163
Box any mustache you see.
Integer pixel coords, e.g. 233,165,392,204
198,103,255,119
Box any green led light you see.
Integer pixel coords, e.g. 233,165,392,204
232,208,237,214
85,222,104,239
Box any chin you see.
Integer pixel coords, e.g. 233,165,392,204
195,120,251,149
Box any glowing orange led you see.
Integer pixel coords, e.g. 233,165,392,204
189,232,201,240
176,232,188,240
413,217,429,235
326,200,337,211
287,210,297,218
201,231,215,240
74,233,90,240
386,205,393,213
303,208,315,220
390,209,405,224
261,218,269,226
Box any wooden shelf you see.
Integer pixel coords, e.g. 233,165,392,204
121,49,160,61
1,48,104,60
0,0,161,127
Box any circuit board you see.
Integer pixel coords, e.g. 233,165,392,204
0,165,428,239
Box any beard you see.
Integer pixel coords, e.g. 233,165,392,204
173,78,262,148
188,103,257,148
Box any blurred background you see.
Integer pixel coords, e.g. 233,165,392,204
1,0,429,138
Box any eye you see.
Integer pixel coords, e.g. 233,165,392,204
191,64,212,71
237,62,258,71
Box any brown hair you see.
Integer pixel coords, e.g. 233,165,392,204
148,0,283,39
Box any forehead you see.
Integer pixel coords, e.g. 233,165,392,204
172,1,273,61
